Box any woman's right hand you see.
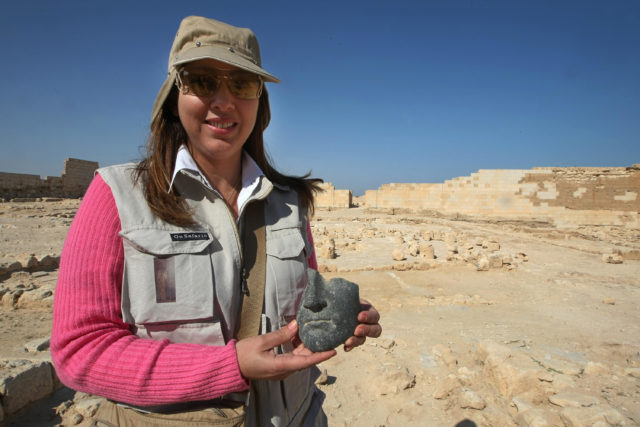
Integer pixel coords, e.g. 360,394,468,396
235,320,336,381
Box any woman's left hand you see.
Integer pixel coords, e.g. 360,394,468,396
344,299,381,352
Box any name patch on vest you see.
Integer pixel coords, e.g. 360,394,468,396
170,232,210,241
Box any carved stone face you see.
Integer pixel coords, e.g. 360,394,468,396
297,269,360,352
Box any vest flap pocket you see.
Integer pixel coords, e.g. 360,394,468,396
122,250,214,324
121,226,216,325
266,228,305,259
120,227,215,255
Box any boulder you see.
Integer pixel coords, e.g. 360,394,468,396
0,359,55,415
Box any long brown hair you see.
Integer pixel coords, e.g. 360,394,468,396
136,86,322,226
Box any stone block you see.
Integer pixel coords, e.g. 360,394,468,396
0,359,55,415
420,245,435,260
24,337,51,353
559,404,625,426
477,341,547,401
392,248,405,261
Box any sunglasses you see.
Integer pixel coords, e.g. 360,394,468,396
175,67,263,100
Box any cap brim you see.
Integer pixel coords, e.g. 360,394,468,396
173,45,280,83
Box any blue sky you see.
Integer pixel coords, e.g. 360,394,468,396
1,1,638,195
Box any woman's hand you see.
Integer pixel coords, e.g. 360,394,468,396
235,320,336,381
344,299,382,352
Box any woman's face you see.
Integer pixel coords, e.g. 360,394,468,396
177,59,260,167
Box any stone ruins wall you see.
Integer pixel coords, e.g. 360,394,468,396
365,165,640,228
0,158,98,200
316,182,352,208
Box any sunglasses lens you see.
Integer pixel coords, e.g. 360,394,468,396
186,74,220,97
179,69,262,99
227,76,262,99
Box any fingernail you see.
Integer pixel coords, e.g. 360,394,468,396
288,320,298,331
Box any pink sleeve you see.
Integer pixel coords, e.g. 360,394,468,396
306,221,318,271
51,174,249,407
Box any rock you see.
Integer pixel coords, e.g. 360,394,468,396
456,366,475,385
560,404,626,427
377,366,416,395
584,361,609,376
297,270,360,352
408,243,420,257
444,233,457,245
476,255,490,271
74,396,103,418
0,261,22,278
24,337,50,353
392,248,405,261
38,254,60,270
536,356,583,376
433,375,458,399
363,229,376,238
476,340,512,364
432,344,457,368
458,388,486,410
0,359,55,415
17,253,39,270
548,392,601,408
516,408,563,427
393,262,411,271
483,240,500,251
319,239,336,259
511,397,535,413
602,253,623,264
478,341,547,400
315,369,329,385
488,254,503,269
421,245,435,260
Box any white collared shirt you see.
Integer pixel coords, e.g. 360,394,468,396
169,145,264,220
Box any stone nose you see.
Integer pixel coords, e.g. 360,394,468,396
303,280,327,313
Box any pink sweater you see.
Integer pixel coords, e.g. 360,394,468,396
51,173,317,406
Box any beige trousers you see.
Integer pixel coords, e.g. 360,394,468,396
93,400,245,427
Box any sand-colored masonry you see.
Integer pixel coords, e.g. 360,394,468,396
365,165,640,227
0,158,98,199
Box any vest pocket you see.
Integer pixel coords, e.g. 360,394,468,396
266,227,307,325
120,227,225,345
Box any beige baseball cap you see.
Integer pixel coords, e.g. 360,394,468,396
150,16,280,128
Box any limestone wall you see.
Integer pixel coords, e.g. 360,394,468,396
365,165,640,228
316,182,352,208
0,158,98,199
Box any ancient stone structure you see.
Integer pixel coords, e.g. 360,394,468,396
0,158,98,199
315,182,352,208
365,165,640,227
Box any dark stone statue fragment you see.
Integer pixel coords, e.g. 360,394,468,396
297,269,360,352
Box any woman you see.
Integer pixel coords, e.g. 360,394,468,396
51,15,381,426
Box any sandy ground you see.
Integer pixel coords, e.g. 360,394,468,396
1,200,639,426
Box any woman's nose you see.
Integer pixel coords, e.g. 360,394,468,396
208,80,234,109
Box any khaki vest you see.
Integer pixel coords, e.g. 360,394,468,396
99,164,326,426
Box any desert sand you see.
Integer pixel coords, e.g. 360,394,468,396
1,199,639,426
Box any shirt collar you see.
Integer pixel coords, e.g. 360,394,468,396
169,145,265,212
